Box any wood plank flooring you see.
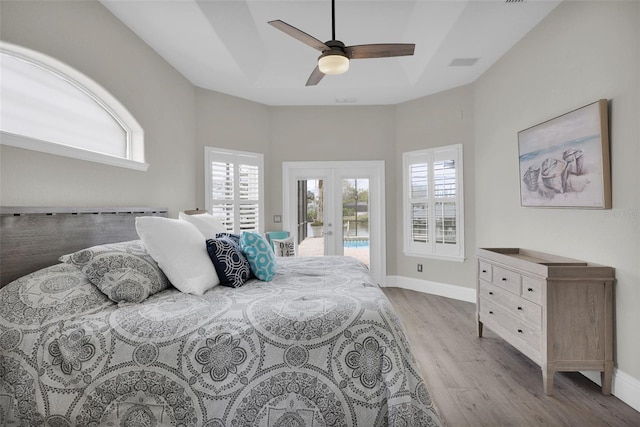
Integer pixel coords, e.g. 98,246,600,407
383,287,640,427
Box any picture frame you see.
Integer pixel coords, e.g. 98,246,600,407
518,99,611,208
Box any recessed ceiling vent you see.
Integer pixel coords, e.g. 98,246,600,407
335,98,357,104
449,58,479,67
506,0,524,3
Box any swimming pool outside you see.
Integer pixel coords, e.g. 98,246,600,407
297,237,370,267
343,238,370,249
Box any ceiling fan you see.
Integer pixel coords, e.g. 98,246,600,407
268,0,415,86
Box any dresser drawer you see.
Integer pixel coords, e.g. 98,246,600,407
479,299,541,352
479,281,542,329
478,261,492,282
512,318,541,351
492,265,521,294
479,297,509,325
522,276,543,305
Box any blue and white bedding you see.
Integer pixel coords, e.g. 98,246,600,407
0,256,442,426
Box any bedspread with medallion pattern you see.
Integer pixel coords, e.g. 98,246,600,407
0,256,442,426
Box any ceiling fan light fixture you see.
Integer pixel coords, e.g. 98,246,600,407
268,0,415,86
318,51,349,75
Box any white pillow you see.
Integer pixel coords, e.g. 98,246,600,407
178,211,227,239
135,216,219,295
272,236,295,257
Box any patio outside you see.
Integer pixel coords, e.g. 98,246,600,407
297,178,370,268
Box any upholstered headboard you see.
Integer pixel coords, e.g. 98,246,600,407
0,206,168,287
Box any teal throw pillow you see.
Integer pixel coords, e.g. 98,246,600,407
240,232,276,281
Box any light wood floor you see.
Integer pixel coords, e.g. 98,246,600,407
383,287,640,427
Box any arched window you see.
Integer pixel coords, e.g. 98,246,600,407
0,42,147,170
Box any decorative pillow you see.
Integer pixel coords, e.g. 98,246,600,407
206,238,251,288
135,216,220,295
240,232,277,281
272,236,295,257
215,232,241,246
178,211,227,239
265,231,289,250
59,240,170,304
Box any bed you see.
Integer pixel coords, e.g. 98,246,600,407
0,207,442,426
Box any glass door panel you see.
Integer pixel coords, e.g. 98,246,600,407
297,179,325,257
341,178,370,267
296,180,307,244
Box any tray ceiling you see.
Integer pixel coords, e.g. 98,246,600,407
100,0,560,106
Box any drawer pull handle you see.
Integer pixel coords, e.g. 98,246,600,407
502,278,507,281
489,291,494,295
517,306,522,311
527,288,533,292
489,311,494,315
482,269,487,273
517,329,523,334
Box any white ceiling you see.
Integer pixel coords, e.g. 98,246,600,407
100,0,561,106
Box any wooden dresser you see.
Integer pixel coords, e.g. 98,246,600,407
476,248,615,395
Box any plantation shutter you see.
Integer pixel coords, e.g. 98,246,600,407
403,145,464,261
409,155,429,245
210,160,236,231
206,148,264,233
433,157,457,245
238,163,260,232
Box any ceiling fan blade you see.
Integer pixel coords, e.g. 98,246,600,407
305,66,325,86
345,43,415,59
268,20,328,52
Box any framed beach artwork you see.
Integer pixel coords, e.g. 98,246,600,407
518,99,611,208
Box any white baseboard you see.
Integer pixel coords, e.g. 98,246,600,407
385,275,640,414
384,275,476,303
581,369,640,413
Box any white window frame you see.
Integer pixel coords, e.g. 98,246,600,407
204,147,264,233
402,144,465,262
0,41,147,171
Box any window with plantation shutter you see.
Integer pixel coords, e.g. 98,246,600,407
205,147,264,233
403,144,464,261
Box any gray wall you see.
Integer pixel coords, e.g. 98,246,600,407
194,89,270,214
267,106,396,268
1,0,638,388
0,0,197,216
474,1,639,382
395,84,476,288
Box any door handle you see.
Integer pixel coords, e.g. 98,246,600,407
324,231,333,236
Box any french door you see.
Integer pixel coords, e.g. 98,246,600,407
282,161,386,285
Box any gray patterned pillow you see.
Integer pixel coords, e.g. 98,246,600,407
59,240,170,304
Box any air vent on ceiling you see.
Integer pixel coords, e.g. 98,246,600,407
505,0,524,3
335,98,357,104
449,58,479,67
